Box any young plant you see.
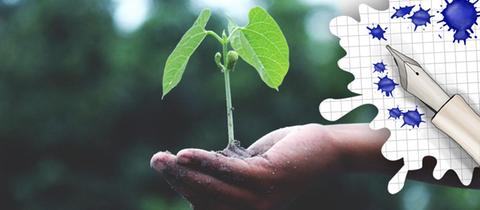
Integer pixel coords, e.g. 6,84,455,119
162,7,290,157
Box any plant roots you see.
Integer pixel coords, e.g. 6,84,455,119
219,140,253,159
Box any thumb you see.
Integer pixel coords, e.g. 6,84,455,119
247,126,300,156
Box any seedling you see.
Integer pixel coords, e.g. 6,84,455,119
162,7,290,157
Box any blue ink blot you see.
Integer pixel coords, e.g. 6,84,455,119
391,6,415,18
388,107,403,119
373,61,387,73
375,76,399,97
367,24,388,40
409,6,434,31
401,108,425,128
439,0,480,44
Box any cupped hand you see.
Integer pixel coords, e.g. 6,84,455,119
150,124,388,210
150,124,480,210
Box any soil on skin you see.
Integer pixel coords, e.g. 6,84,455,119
219,140,253,159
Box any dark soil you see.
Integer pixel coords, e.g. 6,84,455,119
219,140,253,159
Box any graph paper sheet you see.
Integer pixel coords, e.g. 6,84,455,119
320,0,480,194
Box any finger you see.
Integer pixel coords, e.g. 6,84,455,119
150,151,176,173
176,149,270,185
161,163,258,208
151,152,206,202
151,151,258,207
247,126,300,155
151,152,205,204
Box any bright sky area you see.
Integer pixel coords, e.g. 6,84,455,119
112,0,339,41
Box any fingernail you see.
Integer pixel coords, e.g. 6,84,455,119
151,160,167,171
150,152,168,171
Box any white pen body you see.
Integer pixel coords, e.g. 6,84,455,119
404,63,450,112
404,64,480,165
432,95,480,165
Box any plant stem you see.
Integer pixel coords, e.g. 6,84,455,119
222,41,235,146
206,31,224,45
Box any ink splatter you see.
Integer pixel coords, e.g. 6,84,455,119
401,108,425,128
439,0,480,44
367,24,388,40
373,61,387,73
388,107,403,120
392,6,415,19
409,6,434,31
375,76,399,97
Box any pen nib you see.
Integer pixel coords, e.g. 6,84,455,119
385,45,420,88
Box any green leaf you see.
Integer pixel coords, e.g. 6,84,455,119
162,9,212,98
227,17,238,35
230,7,289,90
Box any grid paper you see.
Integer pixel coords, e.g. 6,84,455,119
320,0,479,194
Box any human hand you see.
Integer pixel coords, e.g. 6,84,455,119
150,124,480,210
150,124,383,210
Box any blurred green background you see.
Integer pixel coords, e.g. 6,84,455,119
1,0,479,209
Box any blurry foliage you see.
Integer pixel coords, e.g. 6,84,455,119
0,0,478,209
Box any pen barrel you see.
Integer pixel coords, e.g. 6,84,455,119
432,95,480,165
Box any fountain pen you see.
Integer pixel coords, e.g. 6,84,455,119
386,45,480,165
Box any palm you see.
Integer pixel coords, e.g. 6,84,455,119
151,124,479,210
151,124,340,210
